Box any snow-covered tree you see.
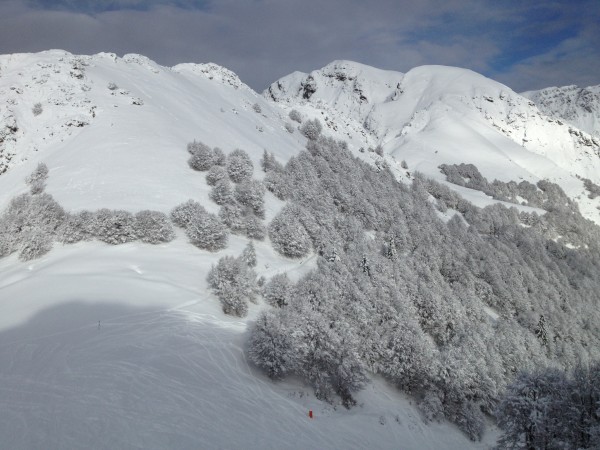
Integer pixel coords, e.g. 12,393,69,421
248,311,296,379
300,118,322,140
497,368,568,450
188,142,216,171
226,149,253,183
206,165,227,186
93,209,137,245
268,205,311,258
185,212,228,251
25,162,49,194
134,210,175,244
210,179,234,205
241,241,257,267
171,200,228,251
234,179,265,218
207,255,258,316
288,109,302,123
264,273,291,308
0,192,65,260
58,210,96,244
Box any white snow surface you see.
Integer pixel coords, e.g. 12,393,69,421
266,60,600,224
0,51,503,449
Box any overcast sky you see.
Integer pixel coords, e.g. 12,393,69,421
1,0,598,92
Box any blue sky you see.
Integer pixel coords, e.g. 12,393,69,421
1,0,598,92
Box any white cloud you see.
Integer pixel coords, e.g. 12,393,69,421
0,0,598,91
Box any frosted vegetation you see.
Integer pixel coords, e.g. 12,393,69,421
247,135,600,442
2,133,599,446
496,363,600,449
0,164,176,260
581,176,600,200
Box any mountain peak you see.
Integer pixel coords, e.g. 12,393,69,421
523,84,600,138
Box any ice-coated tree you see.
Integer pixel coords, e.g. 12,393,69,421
535,315,548,347
226,149,254,183
207,255,259,316
268,205,312,258
247,311,296,379
57,210,96,244
93,209,137,245
188,141,216,171
496,368,568,450
218,202,246,233
185,212,228,251
19,230,53,261
170,200,207,228
288,109,302,123
25,162,49,194
205,165,227,186
263,171,291,200
0,192,65,259
261,149,284,173
213,147,226,166
32,102,43,116
264,273,291,307
241,241,257,267
245,214,267,240
582,177,600,199
134,210,175,244
171,200,227,251
210,179,234,205
299,118,322,141
187,140,209,155
234,179,265,218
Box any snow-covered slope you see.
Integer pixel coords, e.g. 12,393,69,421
523,84,600,138
0,50,302,212
266,60,600,224
0,51,502,449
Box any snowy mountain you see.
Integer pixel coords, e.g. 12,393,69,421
1,51,599,449
523,84,600,138
266,60,600,223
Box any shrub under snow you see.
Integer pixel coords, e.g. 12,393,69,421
268,205,311,258
92,209,137,245
299,118,322,141
171,200,228,251
207,255,259,317
134,210,175,244
25,162,49,194
188,141,217,171
226,149,254,183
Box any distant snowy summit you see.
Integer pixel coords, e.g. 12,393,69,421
523,84,600,138
265,60,600,225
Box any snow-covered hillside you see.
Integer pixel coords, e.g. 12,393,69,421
2,51,600,449
266,60,600,224
0,51,506,449
523,84,600,138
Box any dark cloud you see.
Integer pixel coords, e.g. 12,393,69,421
0,0,598,92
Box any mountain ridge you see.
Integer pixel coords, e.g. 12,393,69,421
1,50,600,449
